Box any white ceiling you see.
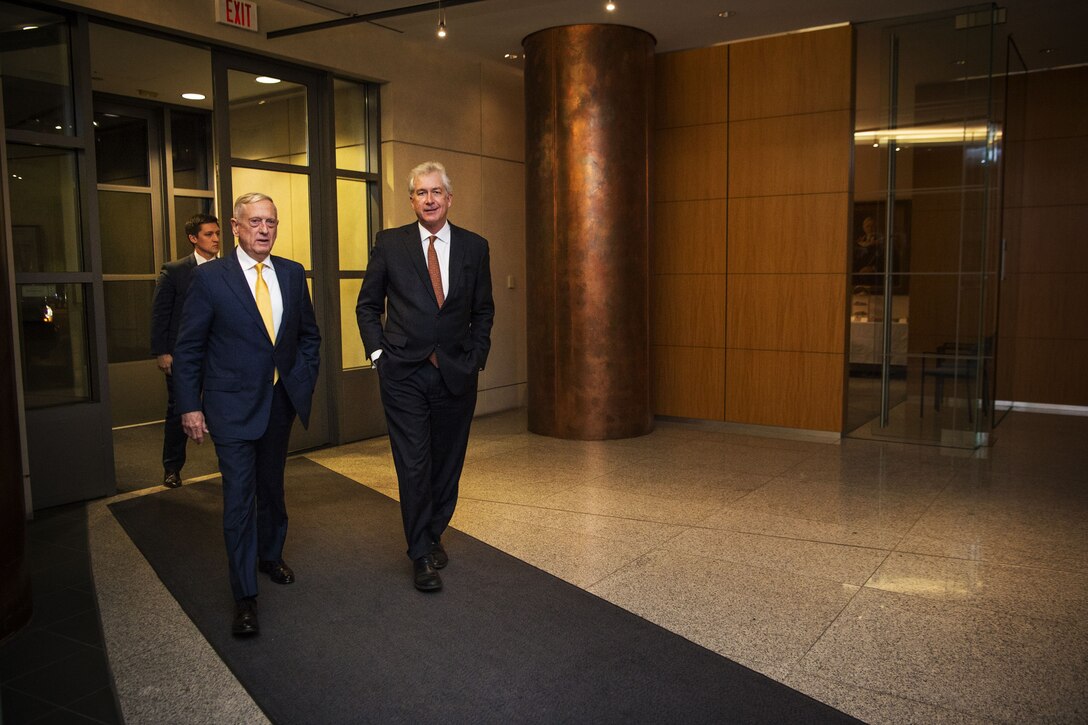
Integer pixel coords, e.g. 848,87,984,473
274,0,1088,70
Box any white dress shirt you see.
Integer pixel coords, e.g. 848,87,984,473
236,246,283,339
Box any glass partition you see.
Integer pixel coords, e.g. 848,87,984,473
848,5,1002,448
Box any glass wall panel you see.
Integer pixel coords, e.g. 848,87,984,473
0,5,74,135
98,190,155,274
94,112,149,185
7,144,82,272
228,70,308,165
173,196,215,260
230,167,311,269
337,178,369,271
340,279,369,369
17,283,90,407
171,110,212,189
103,280,155,363
334,78,368,172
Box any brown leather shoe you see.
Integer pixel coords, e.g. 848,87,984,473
232,597,259,636
163,471,182,488
258,560,295,585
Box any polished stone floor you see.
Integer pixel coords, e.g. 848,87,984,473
9,407,1088,723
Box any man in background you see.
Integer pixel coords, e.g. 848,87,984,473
150,213,220,488
173,193,320,636
356,161,494,592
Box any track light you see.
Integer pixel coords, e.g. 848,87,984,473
437,0,447,38
605,1,616,10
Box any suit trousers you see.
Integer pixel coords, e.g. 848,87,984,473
379,362,477,561
161,373,188,472
212,382,296,600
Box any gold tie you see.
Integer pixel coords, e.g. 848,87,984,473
427,236,443,367
255,263,278,384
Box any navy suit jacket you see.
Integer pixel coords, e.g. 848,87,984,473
150,255,198,356
356,222,494,396
173,253,321,440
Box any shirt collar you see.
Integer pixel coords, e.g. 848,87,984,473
193,251,214,266
418,222,450,245
236,245,272,270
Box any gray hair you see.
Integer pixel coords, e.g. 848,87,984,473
407,162,452,196
233,192,275,219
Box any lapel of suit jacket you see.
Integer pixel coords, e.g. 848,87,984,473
271,255,291,348
445,224,466,302
403,224,440,307
225,254,275,346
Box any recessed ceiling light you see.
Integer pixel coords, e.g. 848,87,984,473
504,53,521,60
718,11,734,18
255,76,281,84
605,2,616,11
22,25,39,30
1040,48,1055,54
182,92,206,101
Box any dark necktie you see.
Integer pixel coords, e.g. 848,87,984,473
427,235,443,366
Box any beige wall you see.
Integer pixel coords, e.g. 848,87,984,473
66,0,528,415
652,26,853,432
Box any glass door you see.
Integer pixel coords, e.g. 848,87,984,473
848,5,1001,448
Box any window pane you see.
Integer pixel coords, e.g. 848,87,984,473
231,167,311,269
7,144,82,272
104,280,155,363
95,112,150,185
0,8,75,135
172,110,212,190
174,196,215,260
334,78,368,172
18,283,91,407
340,279,370,369
337,178,369,271
228,70,308,165
99,190,155,274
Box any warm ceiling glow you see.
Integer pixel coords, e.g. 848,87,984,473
605,2,616,11
437,21,447,38
182,92,206,101
855,124,999,146
255,76,281,84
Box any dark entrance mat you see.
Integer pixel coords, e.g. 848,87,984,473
109,458,861,724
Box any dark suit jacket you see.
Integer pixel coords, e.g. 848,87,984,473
356,222,494,396
172,253,321,440
150,255,198,356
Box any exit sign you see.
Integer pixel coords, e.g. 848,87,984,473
216,0,259,32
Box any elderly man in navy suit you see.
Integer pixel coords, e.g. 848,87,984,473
357,161,494,592
173,192,320,636
150,213,220,488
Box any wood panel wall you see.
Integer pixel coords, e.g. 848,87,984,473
999,66,1088,406
651,26,854,431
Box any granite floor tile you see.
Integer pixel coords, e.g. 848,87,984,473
895,531,1088,574
661,527,890,586
865,550,1088,623
797,587,1088,723
4,647,112,707
0,627,99,683
701,505,907,550
587,459,773,500
588,548,860,670
536,484,735,525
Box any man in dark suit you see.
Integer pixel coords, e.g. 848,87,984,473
173,193,321,636
357,161,494,592
150,213,220,488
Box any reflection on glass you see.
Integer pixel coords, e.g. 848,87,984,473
230,168,311,269
99,191,155,274
104,280,156,363
7,144,82,272
95,112,149,185
337,178,369,271
173,196,215,260
18,283,91,407
334,78,368,172
0,9,75,135
340,279,369,369
171,110,212,189
228,70,308,165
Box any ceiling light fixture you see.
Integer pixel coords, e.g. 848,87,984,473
718,11,734,18
21,25,39,30
182,92,206,101
255,76,281,84
437,0,447,38
606,1,616,11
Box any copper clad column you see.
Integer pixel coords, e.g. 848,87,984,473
524,24,654,440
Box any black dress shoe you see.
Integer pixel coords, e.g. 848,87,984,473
430,541,448,569
258,560,295,585
232,597,259,636
413,556,443,592
163,471,182,488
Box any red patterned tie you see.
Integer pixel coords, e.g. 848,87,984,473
427,235,443,366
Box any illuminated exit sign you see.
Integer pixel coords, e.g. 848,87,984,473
216,0,259,32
